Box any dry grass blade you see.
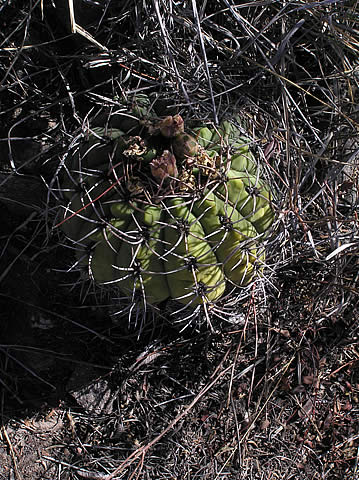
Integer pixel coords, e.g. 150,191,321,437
1,426,23,480
105,362,234,479
191,0,218,124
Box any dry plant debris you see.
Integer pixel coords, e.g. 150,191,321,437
0,1,359,479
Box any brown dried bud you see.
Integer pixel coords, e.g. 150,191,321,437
150,150,178,182
172,132,199,159
159,115,185,138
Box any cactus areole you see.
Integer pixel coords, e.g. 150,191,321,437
59,96,274,309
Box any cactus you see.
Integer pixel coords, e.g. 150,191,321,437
57,97,274,313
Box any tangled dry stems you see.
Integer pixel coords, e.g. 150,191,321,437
1,1,359,479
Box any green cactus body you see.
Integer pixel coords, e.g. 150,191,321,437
162,198,226,305
115,207,170,304
90,225,122,283
58,101,274,308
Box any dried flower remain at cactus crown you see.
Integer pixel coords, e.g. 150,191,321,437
172,132,199,160
159,114,185,138
150,150,179,182
123,136,147,157
147,114,185,138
